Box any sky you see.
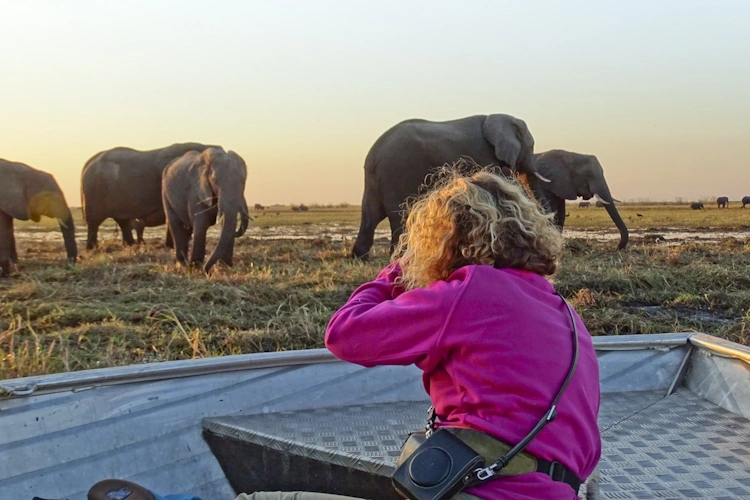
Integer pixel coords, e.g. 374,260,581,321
1,0,749,206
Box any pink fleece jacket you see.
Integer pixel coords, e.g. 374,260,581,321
326,264,601,499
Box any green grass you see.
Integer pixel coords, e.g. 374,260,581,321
15,203,750,231
565,204,750,230
250,206,366,227
2,204,750,380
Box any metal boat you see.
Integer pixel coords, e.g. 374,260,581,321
2,332,750,499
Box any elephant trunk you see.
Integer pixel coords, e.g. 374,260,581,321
58,210,78,264
204,209,239,272
590,179,628,250
603,199,629,250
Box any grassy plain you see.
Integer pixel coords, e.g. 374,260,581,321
2,203,750,380
564,203,750,230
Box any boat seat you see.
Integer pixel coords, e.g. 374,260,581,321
202,387,750,499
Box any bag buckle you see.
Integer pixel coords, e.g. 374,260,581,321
474,464,497,481
546,461,566,482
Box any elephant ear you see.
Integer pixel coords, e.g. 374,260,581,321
0,168,30,220
535,151,578,200
482,114,523,170
194,149,215,204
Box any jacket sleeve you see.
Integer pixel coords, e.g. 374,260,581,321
325,265,468,368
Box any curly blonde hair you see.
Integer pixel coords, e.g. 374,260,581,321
394,164,563,290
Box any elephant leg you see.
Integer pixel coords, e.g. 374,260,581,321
219,234,236,267
115,218,136,246
190,217,211,266
0,212,12,277
10,218,18,263
387,211,404,257
135,223,145,244
86,217,104,250
165,226,174,249
165,206,190,265
351,187,387,259
555,199,567,230
543,192,565,230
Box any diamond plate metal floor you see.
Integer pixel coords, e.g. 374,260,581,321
204,389,750,499
597,389,750,499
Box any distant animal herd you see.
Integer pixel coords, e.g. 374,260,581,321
1,113,748,277
578,197,750,210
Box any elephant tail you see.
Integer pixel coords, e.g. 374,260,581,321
80,191,87,223
80,159,92,224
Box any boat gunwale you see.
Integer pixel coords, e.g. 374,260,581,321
0,348,338,398
690,332,750,364
0,331,738,399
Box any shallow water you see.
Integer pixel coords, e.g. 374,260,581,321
13,224,749,244
564,228,749,245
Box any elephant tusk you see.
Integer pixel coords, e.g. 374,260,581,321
535,172,551,183
612,198,622,203
594,194,610,205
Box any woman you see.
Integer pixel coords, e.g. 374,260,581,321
112,170,598,500
323,169,601,499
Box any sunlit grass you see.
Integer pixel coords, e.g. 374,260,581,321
2,203,750,379
565,203,750,230
14,203,750,232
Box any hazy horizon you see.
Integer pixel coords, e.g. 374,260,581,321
1,1,749,208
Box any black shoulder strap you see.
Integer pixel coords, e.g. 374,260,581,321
474,292,579,481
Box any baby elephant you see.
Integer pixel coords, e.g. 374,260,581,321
690,202,704,210
162,147,251,272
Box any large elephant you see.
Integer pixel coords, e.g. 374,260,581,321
742,196,750,208
535,150,629,250
0,159,77,277
162,147,251,272
351,114,547,258
80,142,215,250
717,196,729,208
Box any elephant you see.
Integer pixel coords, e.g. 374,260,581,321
351,114,546,258
690,202,704,210
0,159,77,277
535,150,629,250
81,142,216,250
595,200,606,208
579,201,591,208
162,147,251,272
254,203,264,210
742,196,750,208
717,196,729,209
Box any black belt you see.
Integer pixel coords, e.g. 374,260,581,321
535,457,582,492
446,427,583,493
